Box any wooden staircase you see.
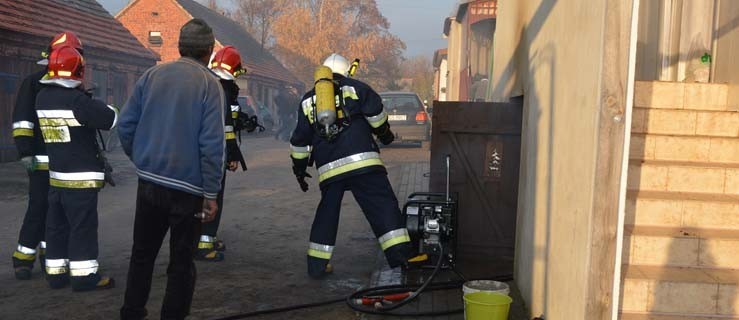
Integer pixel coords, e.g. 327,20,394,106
619,81,739,319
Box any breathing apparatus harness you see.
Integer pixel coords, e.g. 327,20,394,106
311,66,352,142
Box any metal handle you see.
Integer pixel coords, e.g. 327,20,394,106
445,155,451,202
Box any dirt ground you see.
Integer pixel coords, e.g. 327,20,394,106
0,136,430,320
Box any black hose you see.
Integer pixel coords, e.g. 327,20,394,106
211,297,346,320
211,245,513,319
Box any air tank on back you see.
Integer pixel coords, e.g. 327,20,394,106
313,65,337,132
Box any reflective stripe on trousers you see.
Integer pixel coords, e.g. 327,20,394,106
13,244,37,261
198,235,215,249
378,228,411,251
69,260,99,276
307,242,334,260
46,258,69,275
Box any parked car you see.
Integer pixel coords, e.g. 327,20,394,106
379,91,431,145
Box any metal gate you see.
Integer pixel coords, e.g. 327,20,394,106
429,100,522,278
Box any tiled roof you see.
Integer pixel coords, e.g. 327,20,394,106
0,0,158,61
176,0,300,85
53,0,111,17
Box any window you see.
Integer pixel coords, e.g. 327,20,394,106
148,31,162,46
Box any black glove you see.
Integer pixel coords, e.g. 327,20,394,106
379,129,394,145
103,160,116,187
296,171,311,192
292,164,311,192
374,122,395,145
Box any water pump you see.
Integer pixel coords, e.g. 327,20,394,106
403,155,457,268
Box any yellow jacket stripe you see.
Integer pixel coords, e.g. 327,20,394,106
365,110,388,128
12,121,35,137
290,144,312,159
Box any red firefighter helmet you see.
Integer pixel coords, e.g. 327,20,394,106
50,31,84,53
47,45,85,81
210,46,246,80
39,31,84,65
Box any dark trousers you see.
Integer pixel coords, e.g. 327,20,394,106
201,174,226,237
13,170,49,268
307,172,413,277
45,187,101,289
121,179,202,320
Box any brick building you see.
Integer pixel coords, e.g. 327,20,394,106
116,0,303,114
0,0,158,162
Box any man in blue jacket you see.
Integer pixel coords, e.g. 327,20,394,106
118,19,225,320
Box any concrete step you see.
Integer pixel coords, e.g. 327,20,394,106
631,108,739,137
624,226,739,268
630,134,739,164
626,192,739,229
627,160,739,195
620,265,739,316
634,81,731,111
621,312,739,320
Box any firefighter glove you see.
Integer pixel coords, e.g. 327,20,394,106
373,122,395,145
293,167,312,192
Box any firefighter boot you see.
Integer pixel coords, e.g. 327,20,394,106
307,256,333,279
12,248,36,280
72,274,115,292
194,240,224,262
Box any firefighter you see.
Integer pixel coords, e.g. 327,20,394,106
196,46,247,261
36,45,117,291
290,53,426,279
11,31,83,280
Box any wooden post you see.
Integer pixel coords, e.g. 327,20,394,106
585,0,636,318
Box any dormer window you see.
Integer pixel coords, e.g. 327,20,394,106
149,31,162,46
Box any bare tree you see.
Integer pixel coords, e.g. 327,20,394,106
237,0,284,49
401,55,434,102
271,0,405,90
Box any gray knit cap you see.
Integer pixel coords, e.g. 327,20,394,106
178,19,215,52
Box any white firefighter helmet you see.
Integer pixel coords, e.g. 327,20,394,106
322,53,350,77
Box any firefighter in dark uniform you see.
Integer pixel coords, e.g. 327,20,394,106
290,53,425,279
196,46,247,261
10,31,83,280
36,45,117,291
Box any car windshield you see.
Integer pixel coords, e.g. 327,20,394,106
381,95,421,112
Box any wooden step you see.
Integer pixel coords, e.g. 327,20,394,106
626,194,739,229
635,81,730,111
621,311,739,320
621,265,739,315
632,108,739,138
630,134,739,164
624,227,739,268
627,160,739,195
624,265,739,284
621,271,738,316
